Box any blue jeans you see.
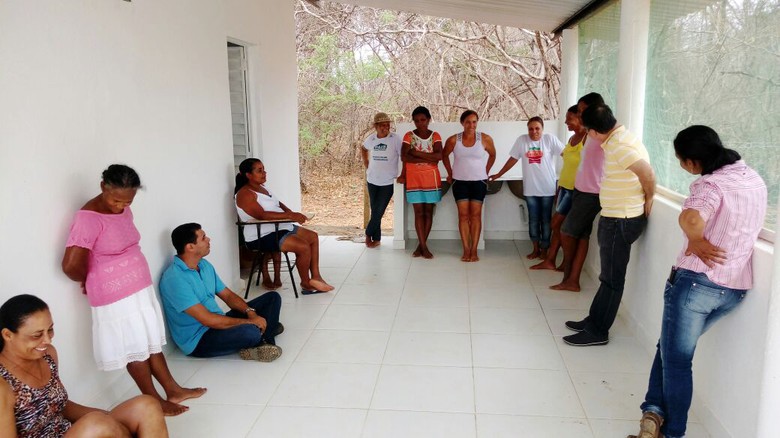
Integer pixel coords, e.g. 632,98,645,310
641,268,745,438
366,183,394,242
190,292,282,357
525,196,555,248
583,215,647,337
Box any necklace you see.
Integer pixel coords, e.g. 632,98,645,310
0,352,46,383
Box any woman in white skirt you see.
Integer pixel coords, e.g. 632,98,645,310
62,164,206,416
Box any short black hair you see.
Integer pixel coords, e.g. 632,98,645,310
577,92,605,108
567,104,578,115
581,104,617,134
460,110,478,123
412,106,432,119
171,223,202,255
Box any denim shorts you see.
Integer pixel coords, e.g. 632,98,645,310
555,187,574,215
247,225,299,252
560,190,601,239
452,179,487,203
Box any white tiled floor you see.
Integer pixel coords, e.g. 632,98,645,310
141,238,711,437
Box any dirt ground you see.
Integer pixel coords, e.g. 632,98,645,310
301,167,394,238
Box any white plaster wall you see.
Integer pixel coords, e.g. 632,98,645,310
224,0,301,210
582,196,774,437
0,0,299,407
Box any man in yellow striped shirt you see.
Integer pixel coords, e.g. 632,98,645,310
563,104,656,346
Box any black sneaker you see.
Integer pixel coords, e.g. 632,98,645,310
563,331,609,346
565,319,587,332
273,322,285,337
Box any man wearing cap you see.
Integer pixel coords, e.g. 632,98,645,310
361,112,403,247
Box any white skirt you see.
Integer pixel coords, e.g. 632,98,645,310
91,285,167,371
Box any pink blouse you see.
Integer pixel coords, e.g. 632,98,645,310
65,207,153,306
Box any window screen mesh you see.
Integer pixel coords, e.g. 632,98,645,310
577,1,621,109
643,0,779,230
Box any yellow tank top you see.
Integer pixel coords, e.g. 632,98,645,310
558,137,584,190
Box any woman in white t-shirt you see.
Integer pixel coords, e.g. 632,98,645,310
489,117,564,259
361,112,403,248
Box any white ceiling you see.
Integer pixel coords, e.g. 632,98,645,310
331,0,596,33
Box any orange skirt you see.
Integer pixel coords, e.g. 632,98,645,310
405,163,442,204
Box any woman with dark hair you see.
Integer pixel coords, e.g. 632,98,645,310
62,164,205,416
490,116,565,259
531,105,586,270
402,106,443,259
235,158,334,292
629,126,766,438
443,110,497,262
0,294,169,437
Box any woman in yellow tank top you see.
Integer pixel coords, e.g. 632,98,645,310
531,105,586,271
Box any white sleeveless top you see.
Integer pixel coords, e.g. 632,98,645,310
452,132,489,181
235,187,294,242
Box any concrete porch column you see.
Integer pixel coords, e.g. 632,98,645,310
615,0,651,138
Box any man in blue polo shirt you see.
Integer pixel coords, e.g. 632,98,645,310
159,222,283,362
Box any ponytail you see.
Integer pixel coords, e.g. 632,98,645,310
235,158,261,194
674,125,740,175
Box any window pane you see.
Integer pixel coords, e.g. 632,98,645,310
578,1,621,109
643,0,780,230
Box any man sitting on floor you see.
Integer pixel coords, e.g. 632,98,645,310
160,222,283,362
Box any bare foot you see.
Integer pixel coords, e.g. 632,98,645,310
422,248,434,259
367,240,381,248
412,246,422,257
549,282,581,292
555,264,564,272
167,387,207,404
160,399,188,416
261,280,276,290
469,254,480,262
530,260,556,270
307,278,335,292
461,252,471,262
526,250,541,260
273,279,283,288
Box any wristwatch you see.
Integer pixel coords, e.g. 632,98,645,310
244,307,256,315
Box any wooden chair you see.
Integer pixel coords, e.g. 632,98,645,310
237,220,299,299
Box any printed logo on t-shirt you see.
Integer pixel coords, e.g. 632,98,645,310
374,143,388,151
373,143,389,161
526,146,543,164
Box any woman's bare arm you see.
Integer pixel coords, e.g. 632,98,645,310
62,246,89,282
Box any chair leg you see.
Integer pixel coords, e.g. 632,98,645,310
245,251,264,299
283,252,298,299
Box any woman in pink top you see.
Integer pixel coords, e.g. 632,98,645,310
630,126,767,438
62,164,205,416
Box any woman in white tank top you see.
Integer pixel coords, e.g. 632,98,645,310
235,158,334,292
442,110,497,262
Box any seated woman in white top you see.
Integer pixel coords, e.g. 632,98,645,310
235,158,334,292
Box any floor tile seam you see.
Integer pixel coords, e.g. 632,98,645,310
365,255,410,419
259,329,316,409
545,303,595,435
471,409,589,419
568,370,650,377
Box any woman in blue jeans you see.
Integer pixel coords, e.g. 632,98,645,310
490,117,564,259
630,126,767,438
